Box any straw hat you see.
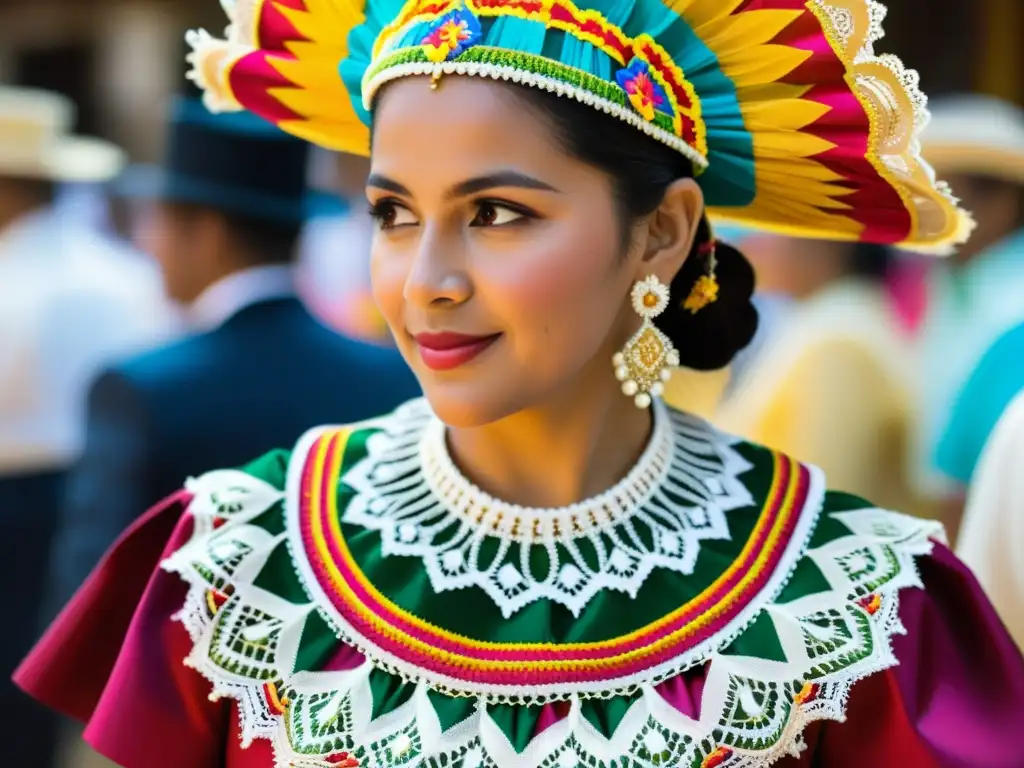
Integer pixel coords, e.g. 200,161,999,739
922,95,1024,184
0,87,125,183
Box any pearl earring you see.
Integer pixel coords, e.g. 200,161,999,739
613,275,679,409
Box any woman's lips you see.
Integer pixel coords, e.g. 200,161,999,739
414,331,501,371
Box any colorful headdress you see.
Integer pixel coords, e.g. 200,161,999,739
187,0,971,252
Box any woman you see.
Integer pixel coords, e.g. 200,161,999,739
16,0,1023,766
714,237,929,516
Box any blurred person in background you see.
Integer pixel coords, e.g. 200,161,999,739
298,150,391,343
957,387,1024,649
715,235,927,516
0,86,172,768
43,98,419,626
915,95,1024,539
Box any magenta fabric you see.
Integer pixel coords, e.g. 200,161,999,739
229,52,305,125
13,491,192,723
257,0,304,51
14,501,1024,767
886,258,932,336
651,543,1024,767
14,493,231,766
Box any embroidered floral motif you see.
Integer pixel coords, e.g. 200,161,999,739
163,424,945,768
326,753,360,767
858,593,882,615
421,7,482,62
702,747,732,768
615,57,672,122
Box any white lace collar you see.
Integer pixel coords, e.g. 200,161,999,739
341,398,754,617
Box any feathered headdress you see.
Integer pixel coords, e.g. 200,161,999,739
187,0,971,252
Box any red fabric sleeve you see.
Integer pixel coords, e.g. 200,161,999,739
14,492,230,768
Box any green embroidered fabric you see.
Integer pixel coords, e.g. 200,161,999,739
162,407,943,767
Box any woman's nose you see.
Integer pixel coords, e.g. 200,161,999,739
402,226,473,308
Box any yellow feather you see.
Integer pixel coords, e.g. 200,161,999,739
749,173,851,203
755,160,845,183
695,10,803,53
716,45,811,87
732,81,812,103
269,84,355,120
746,177,853,212
752,130,835,159
712,203,864,239
274,0,364,50
257,1,367,135
271,48,349,90
751,193,854,218
663,0,745,28
740,99,831,132
278,117,370,155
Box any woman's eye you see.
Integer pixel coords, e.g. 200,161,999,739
369,200,418,230
470,201,527,227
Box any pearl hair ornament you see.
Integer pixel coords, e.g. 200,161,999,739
614,275,679,409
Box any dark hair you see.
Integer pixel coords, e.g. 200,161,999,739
222,211,303,266
0,177,56,208
849,242,891,281
506,85,758,371
169,202,302,265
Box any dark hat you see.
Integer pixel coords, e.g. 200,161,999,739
113,97,345,222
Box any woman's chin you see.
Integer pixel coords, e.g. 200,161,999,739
419,380,530,429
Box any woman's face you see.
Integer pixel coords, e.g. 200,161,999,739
369,77,641,427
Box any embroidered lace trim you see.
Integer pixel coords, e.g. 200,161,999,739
164,463,943,768
810,0,973,251
340,398,753,618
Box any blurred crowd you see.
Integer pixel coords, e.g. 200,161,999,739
0,35,1023,768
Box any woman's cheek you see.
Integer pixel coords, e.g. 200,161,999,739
370,246,409,330
477,239,613,366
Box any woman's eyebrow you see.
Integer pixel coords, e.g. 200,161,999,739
366,173,411,195
447,171,561,198
366,171,561,198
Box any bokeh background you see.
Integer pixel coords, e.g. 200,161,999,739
1,1,1022,766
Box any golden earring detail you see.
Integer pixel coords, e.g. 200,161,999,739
614,275,679,409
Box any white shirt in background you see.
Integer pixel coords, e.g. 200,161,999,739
0,208,176,475
187,263,297,333
957,389,1024,649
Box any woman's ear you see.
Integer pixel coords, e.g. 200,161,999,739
635,177,704,285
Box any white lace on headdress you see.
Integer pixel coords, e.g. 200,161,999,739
809,0,972,249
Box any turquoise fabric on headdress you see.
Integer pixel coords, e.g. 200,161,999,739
340,0,754,207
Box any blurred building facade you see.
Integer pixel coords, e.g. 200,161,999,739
0,0,1021,160
0,0,222,159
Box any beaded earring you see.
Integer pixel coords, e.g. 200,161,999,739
614,275,679,409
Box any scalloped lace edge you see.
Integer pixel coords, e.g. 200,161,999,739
161,463,944,768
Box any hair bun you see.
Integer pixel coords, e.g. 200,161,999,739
655,230,759,372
